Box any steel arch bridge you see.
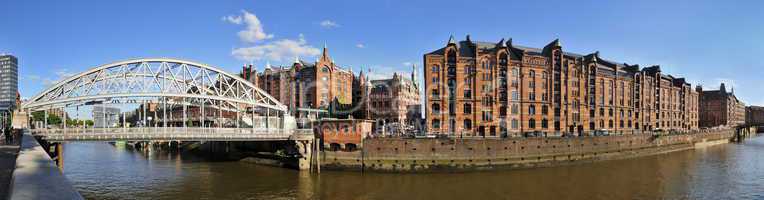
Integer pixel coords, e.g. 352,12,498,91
21,58,312,141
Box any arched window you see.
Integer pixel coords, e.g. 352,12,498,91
529,105,536,115
542,105,548,115
541,119,548,128
322,66,330,73
432,65,439,72
609,120,614,128
447,49,457,64
529,119,536,128
512,68,519,78
464,103,472,114
432,103,441,114
499,53,508,65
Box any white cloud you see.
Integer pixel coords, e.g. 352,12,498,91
356,43,365,48
221,15,242,25
319,20,340,28
55,69,75,80
223,10,274,43
232,34,321,62
23,69,75,87
402,62,413,67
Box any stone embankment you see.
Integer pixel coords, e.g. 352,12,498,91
321,129,734,172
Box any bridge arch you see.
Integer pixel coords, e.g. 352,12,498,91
22,58,286,112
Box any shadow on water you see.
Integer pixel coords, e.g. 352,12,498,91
62,136,764,200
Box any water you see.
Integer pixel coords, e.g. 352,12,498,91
63,137,764,200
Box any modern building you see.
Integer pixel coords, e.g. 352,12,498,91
423,35,699,137
698,83,745,128
93,105,121,128
241,46,354,116
0,55,19,112
746,106,764,126
353,66,422,135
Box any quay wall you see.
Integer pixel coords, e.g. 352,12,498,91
320,129,734,172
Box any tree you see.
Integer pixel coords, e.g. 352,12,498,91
31,111,62,125
85,120,94,127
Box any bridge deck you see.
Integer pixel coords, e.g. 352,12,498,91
31,128,314,142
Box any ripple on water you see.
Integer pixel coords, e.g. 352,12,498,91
63,137,764,200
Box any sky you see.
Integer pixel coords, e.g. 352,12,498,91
1,0,764,106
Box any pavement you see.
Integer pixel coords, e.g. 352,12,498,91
0,134,20,200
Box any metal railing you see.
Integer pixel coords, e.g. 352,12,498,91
30,127,314,141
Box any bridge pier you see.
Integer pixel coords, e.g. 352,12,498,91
294,139,313,170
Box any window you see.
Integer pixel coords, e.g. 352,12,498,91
512,68,519,78
529,119,536,128
541,119,548,128
432,103,441,114
322,66,330,73
609,108,613,117
432,65,439,72
542,105,548,115
464,119,472,130
529,105,536,115
529,92,535,101
511,119,519,129
482,111,492,121
464,103,472,114
511,91,519,100
609,120,613,128
432,119,441,129
511,104,519,115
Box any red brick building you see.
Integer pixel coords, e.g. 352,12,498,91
746,106,764,126
240,46,354,115
317,119,373,151
353,66,422,135
698,83,745,128
424,35,699,137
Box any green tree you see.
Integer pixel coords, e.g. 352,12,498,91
31,111,62,125
85,120,94,127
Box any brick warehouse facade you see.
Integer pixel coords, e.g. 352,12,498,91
240,46,354,115
424,36,699,137
746,106,764,126
698,83,745,128
354,67,422,135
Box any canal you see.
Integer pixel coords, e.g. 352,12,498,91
62,136,764,200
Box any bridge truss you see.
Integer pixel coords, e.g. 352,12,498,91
22,58,309,141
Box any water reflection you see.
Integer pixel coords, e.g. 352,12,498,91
63,137,764,200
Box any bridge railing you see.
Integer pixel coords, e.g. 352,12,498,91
30,127,315,141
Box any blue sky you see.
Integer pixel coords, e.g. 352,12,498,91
1,0,763,106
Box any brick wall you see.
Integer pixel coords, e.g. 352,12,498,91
320,129,734,171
